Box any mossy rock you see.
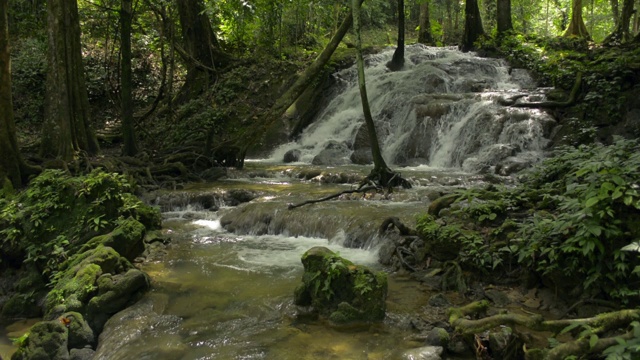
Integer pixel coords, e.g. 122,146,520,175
62,312,95,350
44,246,131,317
1,292,42,319
427,194,458,217
294,247,387,324
79,218,146,261
11,320,69,360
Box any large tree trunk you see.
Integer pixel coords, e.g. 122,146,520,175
497,0,514,35
175,0,230,101
0,0,22,187
563,0,591,38
603,0,634,44
41,0,99,161
120,0,137,156
387,0,405,70
461,0,485,52
610,0,620,27
417,0,435,45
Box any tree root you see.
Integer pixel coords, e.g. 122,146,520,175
448,301,640,360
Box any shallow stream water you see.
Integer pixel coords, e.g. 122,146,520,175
94,163,483,360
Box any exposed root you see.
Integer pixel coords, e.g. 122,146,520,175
287,185,377,209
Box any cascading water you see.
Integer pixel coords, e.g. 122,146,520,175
270,44,556,172
38,47,560,360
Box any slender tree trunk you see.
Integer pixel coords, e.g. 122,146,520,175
0,0,22,187
41,0,99,161
445,0,453,42
497,0,513,35
461,0,485,52
604,0,634,44
387,0,405,70
563,0,590,39
120,0,137,156
352,0,410,188
610,0,620,26
418,0,435,45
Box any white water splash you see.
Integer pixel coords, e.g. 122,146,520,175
269,45,553,172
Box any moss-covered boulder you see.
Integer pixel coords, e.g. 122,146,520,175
293,247,387,324
11,320,69,360
78,218,146,261
86,269,149,332
63,312,95,350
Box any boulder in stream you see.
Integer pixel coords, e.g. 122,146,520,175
294,247,387,324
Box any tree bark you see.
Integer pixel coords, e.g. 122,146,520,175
0,0,22,187
563,0,591,39
353,0,389,174
41,0,99,161
417,0,435,45
175,0,231,101
461,0,485,52
387,0,405,70
603,0,634,44
610,0,620,27
496,0,513,35
120,0,137,156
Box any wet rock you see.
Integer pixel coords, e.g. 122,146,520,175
87,269,150,333
223,189,257,206
350,148,373,165
402,346,443,360
428,294,450,308
294,247,387,324
69,348,95,360
495,157,531,176
427,194,457,217
424,327,450,347
484,289,511,307
200,167,227,181
283,149,301,163
63,312,95,349
12,320,69,360
447,337,470,355
311,141,350,166
488,327,524,359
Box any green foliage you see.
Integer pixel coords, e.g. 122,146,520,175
602,321,640,359
10,37,47,127
516,138,640,300
0,170,158,280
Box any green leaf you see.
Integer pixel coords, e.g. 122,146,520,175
589,334,598,349
621,242,640,252
585,197,599,207
624,196,634,206
560,322,582,334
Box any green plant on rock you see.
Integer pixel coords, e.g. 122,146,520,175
515,138,640,301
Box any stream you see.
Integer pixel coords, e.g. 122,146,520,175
2,45,555,359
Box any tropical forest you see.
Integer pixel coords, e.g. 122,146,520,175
0,0,639,358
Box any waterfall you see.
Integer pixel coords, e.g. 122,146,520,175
269,44,556,173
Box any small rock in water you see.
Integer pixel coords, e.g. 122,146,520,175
283,149,301,163
428,293,451,307
402,346,443,360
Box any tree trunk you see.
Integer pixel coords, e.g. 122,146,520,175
0,0,22,187
175,0,231,101
120,0,137,156
353,0,389,173
387,0,405,70
41,0,99,161
461,0,485,52
603,0,634,44
497,0,513,35
563,0,591,38
418,0,435,45
610,0,619,27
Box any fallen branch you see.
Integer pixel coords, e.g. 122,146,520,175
379,217,416,236
288,185,377,209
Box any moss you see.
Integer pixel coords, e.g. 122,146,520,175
295,247,387,324
79,218,146,261
1,292,41,319
12,320,69,360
